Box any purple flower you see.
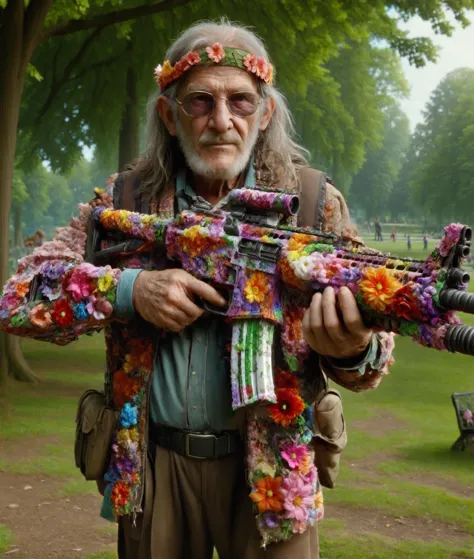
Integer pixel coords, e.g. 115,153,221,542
260,511,280,529
41,262,65,280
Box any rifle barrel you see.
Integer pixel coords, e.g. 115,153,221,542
445,324,474,356
439,288,474,314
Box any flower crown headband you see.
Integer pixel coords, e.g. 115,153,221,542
154,43,274,92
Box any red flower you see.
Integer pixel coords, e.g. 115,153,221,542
269,388,305,427
390,284,423,321
51,299,74,326
275,369,300,390
111,481,130,509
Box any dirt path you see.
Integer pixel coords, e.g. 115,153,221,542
0,473,115,559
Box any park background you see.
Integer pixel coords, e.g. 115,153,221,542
1,1,474,557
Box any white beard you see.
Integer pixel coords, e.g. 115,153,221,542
175,114,261,180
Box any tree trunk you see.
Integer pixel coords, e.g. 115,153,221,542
13,205,23,247
0,1,51,388
118,65,140,172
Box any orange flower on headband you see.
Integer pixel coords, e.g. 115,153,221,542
206,43,225,63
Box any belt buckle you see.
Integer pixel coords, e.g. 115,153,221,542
185,433,218,459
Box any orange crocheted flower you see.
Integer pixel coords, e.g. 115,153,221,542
360,267,402,313
29,303,52,329
269,388,305,427
16,281,30,299
249,475,284,513
244,271,270,304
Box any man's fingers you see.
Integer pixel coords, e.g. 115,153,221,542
338,286,371,337
321,287,346,342
175,296,205,320
308,293,333,350
188,277,227,307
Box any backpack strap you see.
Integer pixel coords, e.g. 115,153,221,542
296,168,328,229
114,169,149,212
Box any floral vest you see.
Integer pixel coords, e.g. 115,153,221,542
99,167,329,547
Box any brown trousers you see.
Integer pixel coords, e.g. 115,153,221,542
118,445,319,559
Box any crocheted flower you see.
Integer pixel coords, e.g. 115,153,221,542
73,302,89,320
206,42,225,63
243,53,257,73
111,480,130,510
275,369,300,390
359,267,402,313
280,443,309,470
280,472,314,522
51,299,74,326
244,271,270,304
390,283,423,321
86,295,113,320
65,266,95,302
259,511,281,529
438,223,463,257
97,274,114,294
249,476,284,513
269,388,305,427
29,304,52,329
15,281,30,299
113,370,141,408
120,403,138,428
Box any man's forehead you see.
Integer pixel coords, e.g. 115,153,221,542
181,66,258,93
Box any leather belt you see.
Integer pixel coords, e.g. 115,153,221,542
149,424,241,460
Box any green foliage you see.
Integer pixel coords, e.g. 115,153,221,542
15,0,474,181
411,68,474,227
349,104,410,219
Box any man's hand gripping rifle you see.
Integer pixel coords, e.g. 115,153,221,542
90,188,474,406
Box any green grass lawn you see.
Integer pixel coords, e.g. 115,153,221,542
1,238,474,558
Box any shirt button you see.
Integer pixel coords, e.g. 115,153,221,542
193,405,197,410
192,371,196,376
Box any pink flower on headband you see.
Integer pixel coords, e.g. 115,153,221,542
206,43,225,63
185,51,201,66
243,53,257,73
243,53,273,84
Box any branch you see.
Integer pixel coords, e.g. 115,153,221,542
22,0,54,68
42,0,194,40
37,27,103,120
66,52,124,84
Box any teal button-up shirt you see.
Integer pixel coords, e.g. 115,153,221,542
115,166,256,432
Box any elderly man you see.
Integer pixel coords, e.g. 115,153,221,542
0,20,394,559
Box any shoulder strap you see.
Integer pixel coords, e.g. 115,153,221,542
297,168,327,229
114,169,149,212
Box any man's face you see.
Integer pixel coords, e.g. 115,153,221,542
159,66,274,180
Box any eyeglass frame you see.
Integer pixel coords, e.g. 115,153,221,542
175,90,263,118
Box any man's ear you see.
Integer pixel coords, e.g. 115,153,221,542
259,96,276,131
157,96,177,137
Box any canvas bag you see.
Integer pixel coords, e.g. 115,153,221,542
74,389,118,481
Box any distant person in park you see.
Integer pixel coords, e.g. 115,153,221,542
374,217,383,241
390,228,396,242
0,21,395,559
407,235,412,250
423,234,428,250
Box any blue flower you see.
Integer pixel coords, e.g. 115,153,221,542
73,302,89,320
120,403,138,428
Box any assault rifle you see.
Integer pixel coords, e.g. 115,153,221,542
90,188,474,405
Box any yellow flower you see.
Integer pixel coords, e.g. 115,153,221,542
359,267,402,312
314,490,324,509
97,274,113,293
160,60,174,80
244,271,270,304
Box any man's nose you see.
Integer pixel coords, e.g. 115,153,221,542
207,98,233,133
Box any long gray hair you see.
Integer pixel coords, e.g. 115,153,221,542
135,20,309,197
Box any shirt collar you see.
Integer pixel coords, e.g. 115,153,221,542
176,155,256,204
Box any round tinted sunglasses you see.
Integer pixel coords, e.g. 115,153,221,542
176,90,261,118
